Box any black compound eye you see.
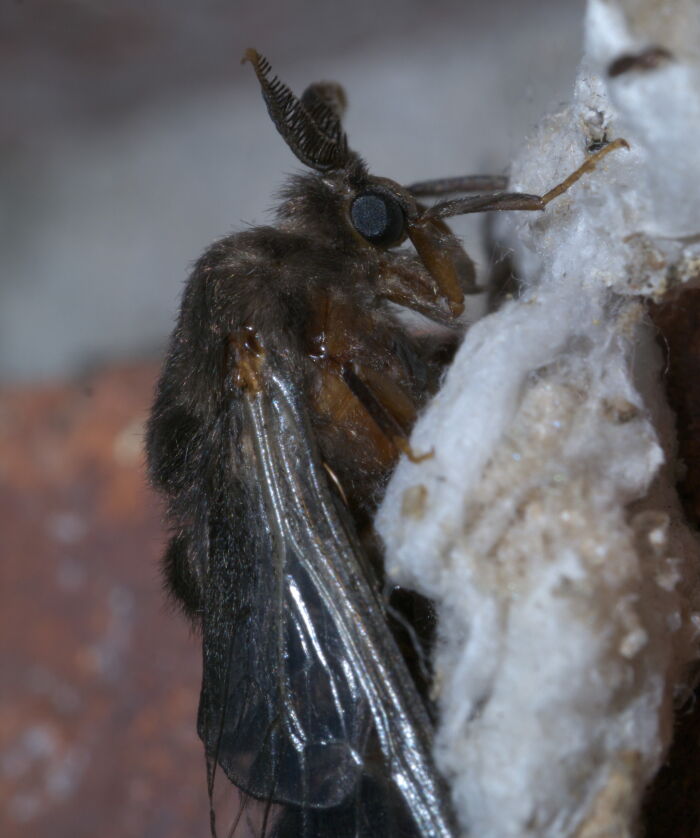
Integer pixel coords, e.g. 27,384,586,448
350,192,405,247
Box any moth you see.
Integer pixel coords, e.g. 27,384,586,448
146,50,625,838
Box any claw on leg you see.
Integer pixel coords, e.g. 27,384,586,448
394,437,434,464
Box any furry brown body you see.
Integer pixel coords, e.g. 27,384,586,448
148,162,459,595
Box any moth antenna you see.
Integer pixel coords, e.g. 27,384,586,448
301,81,347,137
243,48,351,172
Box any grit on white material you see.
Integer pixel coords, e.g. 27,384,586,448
376,1,700,835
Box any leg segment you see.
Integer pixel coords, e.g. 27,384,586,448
423,138,629,220
340,364,432,464
408,174,508,198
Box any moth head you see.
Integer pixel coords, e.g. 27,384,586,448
244,49,408,235
245,50,474,321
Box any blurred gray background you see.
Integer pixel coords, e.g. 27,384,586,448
1,0,586,384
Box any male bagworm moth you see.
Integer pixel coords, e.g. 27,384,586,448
146,49,626,838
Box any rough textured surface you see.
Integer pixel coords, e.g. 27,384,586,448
377,0,700,835
0,364,206,838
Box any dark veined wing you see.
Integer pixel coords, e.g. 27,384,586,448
199,339,457,838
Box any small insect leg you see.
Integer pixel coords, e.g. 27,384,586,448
408,174,509,197
340,364,433,464
424,138,629,219
539,137,629,205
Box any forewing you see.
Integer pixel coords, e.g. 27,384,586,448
199,342,456,837
199,377,370,812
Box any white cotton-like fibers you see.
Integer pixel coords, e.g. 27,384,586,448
376,1,700,835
